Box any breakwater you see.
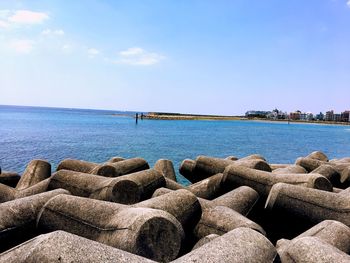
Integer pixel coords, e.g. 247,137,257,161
1,151,350,262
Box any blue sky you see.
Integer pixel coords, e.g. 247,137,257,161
0,0,349,115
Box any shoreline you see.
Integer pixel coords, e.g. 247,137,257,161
142,113,350,126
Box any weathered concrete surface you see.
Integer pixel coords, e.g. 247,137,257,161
210,185,259,216
93,158,150,177
265,183,350,226
278,236,350,263
37,194,184,262
154,159,177,181
0,189,69,252
107,156,126,163
191,234,219,250
311,164,342,187
0,172,20,188
16,160,51,191
0,179,50,203
165,178,186,190
270,164,290,170
307,151,329,162
272,165,307,174
193,206,265,240
225,156,238,161
172,227,276,263
277,220,350,256
134,189,201,232
179,159,196,180
187,173,224,199
57,159,100,173
49,169,165,204
223,164,332,197
0,231,156,263
295,157,325,172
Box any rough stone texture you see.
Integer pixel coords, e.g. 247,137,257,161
0,189,69,252
16,160,51,191
307,151,329,162
154,159,177,181
179,159,196,180
0,172,20,188
134,189,201,232
187,173,224,199
0,231,156,263
295,157,325,172
165,178,186,190
210,185,259,216
49,169,165,204
193,205,265,240
0,179,50,203
278,236,350,263
192,234,219,250
93,158,150,177
311,164,343,187
57,158,99,173
277,220,350,256
223,164,332,198
225,156,238,161
37,194,184,262
239,154,267,161
272,165,307,174
172,227,276,263
265,183,350,226
270,164,290,170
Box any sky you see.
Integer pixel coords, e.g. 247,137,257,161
0,0,349,115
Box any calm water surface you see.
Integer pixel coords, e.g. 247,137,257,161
1,105,350,184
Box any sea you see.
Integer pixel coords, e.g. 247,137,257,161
1,105,350,185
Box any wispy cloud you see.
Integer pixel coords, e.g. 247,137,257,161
347,0,350,7
10,39,34,54
116,47,165,65
87,48,100,58
8,10,49,24
0,20,9,28
41,29,64,36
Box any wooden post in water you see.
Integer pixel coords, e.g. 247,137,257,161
135,113,138,124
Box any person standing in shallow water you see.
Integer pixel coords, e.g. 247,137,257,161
135,113,138,124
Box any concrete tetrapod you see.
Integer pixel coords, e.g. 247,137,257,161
153,185,259,216
133,189,202,232
37,194,184,262
154,159,177,181
193,205,266,240
223,164,332,198
277,220,350,257
187,173,224,199
0,189,69,252
0,179,50,203
278,237,350,263
272,165,307,174
49,169,165,204
172,227,276,263
16,160,51,190
307,151,329,162
311,164,344,188
0,231,156,263
265,183,350,226
191,234,219,250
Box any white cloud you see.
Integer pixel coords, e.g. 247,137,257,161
10,39,34,54
87,48,100,58
116,47,165,65
0,20,9,28
8,10,49,24
41,29,64,36
0,10,11,19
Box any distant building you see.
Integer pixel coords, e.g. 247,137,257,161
325,110,334,121
245,110,270,118
334,114,341,122
289,110,301,120
267,108,288,120
341,111,350,122
315,112,324,121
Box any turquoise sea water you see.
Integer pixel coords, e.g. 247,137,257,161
1,105,350,184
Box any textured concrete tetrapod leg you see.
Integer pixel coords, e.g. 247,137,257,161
193,205,265,240
311,164,342,188
265,183,350,226
276,220,350,257
223,164,332,198
57,158,99,173
191,234,219,250
0,172,20,187
49,169,165,204
272,165,307,174
134,189,201,232
179,159,196,182
165,178,186,190
187,173,224,199
107,156,126,163
278,237,350,263
93,158,150,177
16,160,51,190
0,189,69,252
37,194,184,261
307,151,329,162
295,157,325,172
154,159,177,181
172,227,276,263
0,231,156,263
